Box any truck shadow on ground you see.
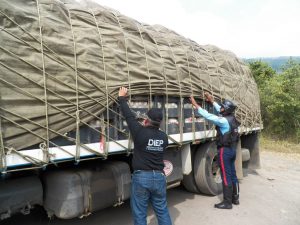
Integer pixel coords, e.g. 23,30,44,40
1,186,199,225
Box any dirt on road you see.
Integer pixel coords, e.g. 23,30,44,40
2,151,300,225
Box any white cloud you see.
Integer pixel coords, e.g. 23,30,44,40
90,0,300,58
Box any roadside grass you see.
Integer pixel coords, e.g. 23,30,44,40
260,135,300,154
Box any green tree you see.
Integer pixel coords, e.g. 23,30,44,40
277,60,300,141
249,60,300,142
249,60,276,87
248,61,275,135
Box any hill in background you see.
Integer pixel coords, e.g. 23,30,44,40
244,56,300,72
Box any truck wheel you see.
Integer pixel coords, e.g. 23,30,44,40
193,141,222,195
241,148,250,162
182,147,201,194
182,173,200,194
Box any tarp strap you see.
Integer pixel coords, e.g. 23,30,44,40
91,9,110,156
75,110,81,162
233,59,251,128
110,12,133,155
0,116,7,173
6,147,47,167
67,7,81,163
36,0,50,164
164,37,183,144
179,38,196,142
39,142,57,166
167,134,182,147
203,47,218,139
136,23,152,107
188,41,200,141
148,29,170,135
111,12,132,102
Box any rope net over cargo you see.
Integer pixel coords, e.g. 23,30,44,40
0,0,262,170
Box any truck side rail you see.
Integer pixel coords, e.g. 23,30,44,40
3,126,261,172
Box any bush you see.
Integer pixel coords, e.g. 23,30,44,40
249,59,300,143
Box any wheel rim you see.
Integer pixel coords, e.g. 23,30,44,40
212,155,222,184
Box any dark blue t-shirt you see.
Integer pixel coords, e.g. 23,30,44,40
119,97,168,171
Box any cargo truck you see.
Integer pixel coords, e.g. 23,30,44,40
0,0,262,220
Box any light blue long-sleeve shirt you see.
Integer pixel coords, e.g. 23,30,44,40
197,102,230,135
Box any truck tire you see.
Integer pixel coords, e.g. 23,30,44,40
241,148,250,162
182,147,201,194
182,173,201,194
193,141,222,195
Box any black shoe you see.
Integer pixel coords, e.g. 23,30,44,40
232,196,239,205
215,185,233,209
214,201,232,209
232,183,240,205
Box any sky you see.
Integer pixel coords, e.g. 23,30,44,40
89,0,300,58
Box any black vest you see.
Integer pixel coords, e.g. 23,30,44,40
216,115,240,147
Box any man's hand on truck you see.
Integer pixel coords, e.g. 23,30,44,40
204,92,214,103
119,87,128,97
189,96,200,109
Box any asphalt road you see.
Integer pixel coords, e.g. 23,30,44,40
2,151,300,225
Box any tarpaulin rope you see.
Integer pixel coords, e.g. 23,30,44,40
188,40,206,141
177,37,195,142
75,110,81,162
163,36,183,143
66,7,81,162
36,0,50,164
111,12,132,102
203,48,222,138
143,25,170,134
228,58,248,128
111,12,133,153
136,23,153,108
91,8,111,156
6,147,47,167
0,116,6,173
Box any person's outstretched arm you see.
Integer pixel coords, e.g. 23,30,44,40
190,96,228,130
205,92,221,113
118,87,142,138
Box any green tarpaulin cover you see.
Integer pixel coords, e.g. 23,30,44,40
0,0,261,152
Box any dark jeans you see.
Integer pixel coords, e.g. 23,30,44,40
131,170,172,225
218,146,238,186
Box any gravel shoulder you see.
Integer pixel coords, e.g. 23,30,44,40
164,151,300,225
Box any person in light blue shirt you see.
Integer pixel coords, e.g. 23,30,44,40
195,100,230,135
190,93,240,209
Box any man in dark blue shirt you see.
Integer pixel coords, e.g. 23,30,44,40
118,87,172,225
